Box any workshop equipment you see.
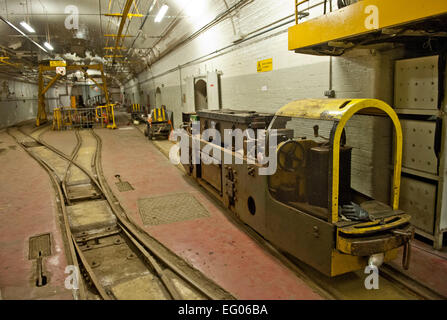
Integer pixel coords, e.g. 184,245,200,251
145,106,172,140
131,103,145,123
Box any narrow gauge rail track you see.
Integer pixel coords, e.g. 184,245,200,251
131,120,447,301
7,124,234,300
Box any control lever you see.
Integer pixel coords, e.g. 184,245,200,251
315,124,347,146
392,228,415,270
313,125,329,141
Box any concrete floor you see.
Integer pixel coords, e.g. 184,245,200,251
1,119,447,300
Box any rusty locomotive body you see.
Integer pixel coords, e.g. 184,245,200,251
180,99,413,276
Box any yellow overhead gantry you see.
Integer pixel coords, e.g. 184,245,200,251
37,63,111,127
103,0,138,63
0,56,21,68
289,0,447,55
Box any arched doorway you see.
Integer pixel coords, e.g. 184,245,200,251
194,79,207,111
155,87,162,108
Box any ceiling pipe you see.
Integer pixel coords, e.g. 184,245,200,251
0,15,48,53
128,0,158,50
148,0,252,67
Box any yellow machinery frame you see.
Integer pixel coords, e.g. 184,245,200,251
289,0,447,53
52,107,74,130
276,98,403,223
132,103,141,113
37,63,111,127
96,104,117,129
104,0,136,63
53,104,116,130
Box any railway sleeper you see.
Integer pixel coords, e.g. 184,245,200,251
78,233,125,252
65,181,101,197
75,226,121,243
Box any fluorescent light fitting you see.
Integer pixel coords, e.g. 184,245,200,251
154,4,168,23
20,21,35,33
149,0,157,13
44,42,54,50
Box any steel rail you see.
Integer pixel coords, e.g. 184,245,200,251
38,128,83,207
19,126,109,298
131,118,446,301
6,127,86,300
12,123,233,300
30,127,166,299
12,126,124,299
90,128,235,300
130,119,337,300
380,264,446,300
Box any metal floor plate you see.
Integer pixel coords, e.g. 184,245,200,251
138,193,210,226
29,233,51,259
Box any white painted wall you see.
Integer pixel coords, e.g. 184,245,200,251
0,78,60,128
123,0,404,201
124,0,401,123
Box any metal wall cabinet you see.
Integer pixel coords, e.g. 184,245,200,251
394,55,446,249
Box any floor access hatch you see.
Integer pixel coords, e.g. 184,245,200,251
138,193,210,226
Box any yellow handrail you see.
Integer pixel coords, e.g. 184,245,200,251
275,98,403,223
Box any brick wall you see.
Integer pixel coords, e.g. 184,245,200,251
123,0,405,201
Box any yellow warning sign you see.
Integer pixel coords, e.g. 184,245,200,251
257,58,272,73
50,60,66,67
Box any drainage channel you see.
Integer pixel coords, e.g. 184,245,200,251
8,126,234,300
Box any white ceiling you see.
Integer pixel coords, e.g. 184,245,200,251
0,0,242,84
0,0,186,82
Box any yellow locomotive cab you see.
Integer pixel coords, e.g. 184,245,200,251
272,99,413,276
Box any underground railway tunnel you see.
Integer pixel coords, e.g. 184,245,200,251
0,0,447,311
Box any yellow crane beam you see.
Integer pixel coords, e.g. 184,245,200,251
104,47,126,50
103,34,135,37
104,13,143,18
112,0,134,63
0,56,21,68
81,70,105,92
42,73,61,95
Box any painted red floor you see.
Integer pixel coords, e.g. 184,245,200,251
95,126,323,299
390,240,447,297
0,131,72,300
2,123,446,300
